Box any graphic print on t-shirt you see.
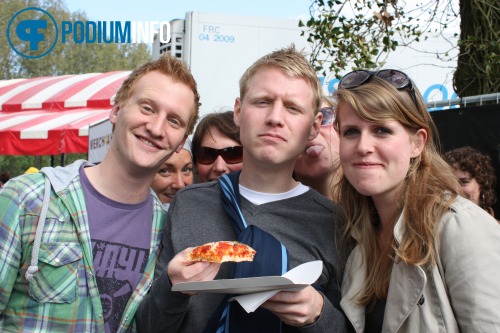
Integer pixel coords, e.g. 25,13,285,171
92,239,149,332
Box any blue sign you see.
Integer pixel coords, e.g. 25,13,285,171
320,76,457,107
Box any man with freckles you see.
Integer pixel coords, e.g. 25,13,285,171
0,54,200,333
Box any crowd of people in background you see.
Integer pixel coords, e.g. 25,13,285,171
1,46,499,333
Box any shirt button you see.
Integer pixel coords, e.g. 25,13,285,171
54,258,60,263
99,314,103,319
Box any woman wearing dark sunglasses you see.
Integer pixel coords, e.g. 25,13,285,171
335,69,500,332
294,96,341,201
191,111,243,182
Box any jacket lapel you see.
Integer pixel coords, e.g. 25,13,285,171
383,213,427,332
383,261,426,332
340,246,366,333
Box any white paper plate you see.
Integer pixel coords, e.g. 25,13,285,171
172,275,308,294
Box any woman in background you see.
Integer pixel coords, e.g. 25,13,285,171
191,111,243,182
334,69,500,332
152,138,193,205
444,146,498,219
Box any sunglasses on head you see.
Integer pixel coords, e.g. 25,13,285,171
195,146,243,165
320,107,335,126
339,69,417,103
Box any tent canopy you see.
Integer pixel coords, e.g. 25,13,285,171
0,71,130,156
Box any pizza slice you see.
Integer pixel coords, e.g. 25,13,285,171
187,241,256,263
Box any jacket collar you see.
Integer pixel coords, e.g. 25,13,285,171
40,159,92,193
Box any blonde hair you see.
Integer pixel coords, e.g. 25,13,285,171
114,54,201,134
322,95,343,202
334,77,460,305
238,44,323,114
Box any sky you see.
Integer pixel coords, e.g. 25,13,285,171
65,0,312,23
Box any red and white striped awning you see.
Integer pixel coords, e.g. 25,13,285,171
0,71,130,155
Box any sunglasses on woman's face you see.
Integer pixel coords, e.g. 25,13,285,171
339,69,417,103
195,146,243,165
320,107,335,126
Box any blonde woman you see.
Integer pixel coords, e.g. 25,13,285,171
334,69,500,332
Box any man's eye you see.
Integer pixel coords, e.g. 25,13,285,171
142,105,153,113
285,106,300,113
256,100,270,107
168,118,181,126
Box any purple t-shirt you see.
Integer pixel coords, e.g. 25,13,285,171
80,166,152,333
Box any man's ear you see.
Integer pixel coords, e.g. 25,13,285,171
175,135,188,153
109,105,120,125
411,128,428,158
233,97,242,127
308,111,322,141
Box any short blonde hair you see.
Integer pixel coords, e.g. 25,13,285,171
238,45,322,114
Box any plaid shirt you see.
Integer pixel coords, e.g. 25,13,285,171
0,162,166,332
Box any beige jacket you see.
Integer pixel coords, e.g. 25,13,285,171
341,196,500,332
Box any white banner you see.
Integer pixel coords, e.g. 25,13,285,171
88,118,112,164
